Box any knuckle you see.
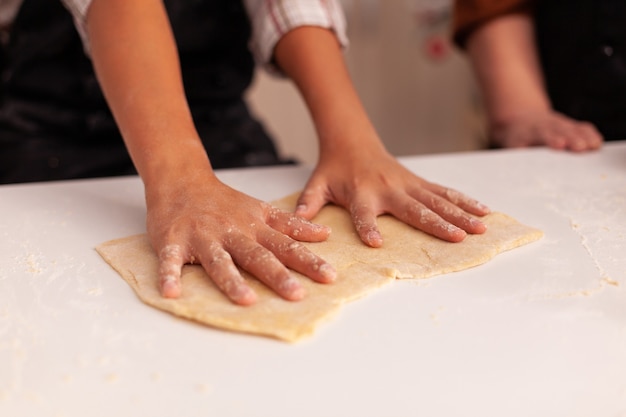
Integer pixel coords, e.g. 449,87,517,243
159,244,184,262
205,244,231,267
407,204,434,224
281,240,303,255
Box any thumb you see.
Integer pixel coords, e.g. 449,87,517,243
295,186,328,220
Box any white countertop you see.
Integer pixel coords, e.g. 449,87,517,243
1,142,625,417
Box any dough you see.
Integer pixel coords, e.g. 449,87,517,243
96,194,543,342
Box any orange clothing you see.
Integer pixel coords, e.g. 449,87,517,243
452,0,534,48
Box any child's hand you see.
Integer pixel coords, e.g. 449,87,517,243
145,173,336,305
295,147,491,248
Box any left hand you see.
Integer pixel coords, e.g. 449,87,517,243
271,26,489,244
294,146,491,247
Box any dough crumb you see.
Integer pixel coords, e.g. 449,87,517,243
87,287,103,296
196,383,213,394
25,254,42,274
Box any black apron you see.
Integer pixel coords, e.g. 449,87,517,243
535,0,626,140
0,0,285,184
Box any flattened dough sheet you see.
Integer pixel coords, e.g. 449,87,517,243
96,194,543,342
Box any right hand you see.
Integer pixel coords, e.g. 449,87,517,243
491,110,603,152
145,171,336,305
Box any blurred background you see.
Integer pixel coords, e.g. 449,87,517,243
246,0,487,165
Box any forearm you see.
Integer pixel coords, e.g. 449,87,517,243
273,26,387,158
85,0,213,191
466,14,551,127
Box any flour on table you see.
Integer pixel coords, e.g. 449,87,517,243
96,193,543,342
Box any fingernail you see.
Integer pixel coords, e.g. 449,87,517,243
367,230,383,246
314,223,331,233
280,277,305,300
296,204,307,213
470,217,484,228
232,286,257,306
161,276,180,298
441,222,465,237
319,263,337,282
477,202,490,212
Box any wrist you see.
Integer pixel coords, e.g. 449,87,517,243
139,140,216,199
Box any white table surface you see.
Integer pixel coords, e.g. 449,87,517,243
1,142,625,417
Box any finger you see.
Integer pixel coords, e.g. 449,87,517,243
198,243,257,306
259,230,336,283
389,196,467,242
224,234,305,301
266,208,331,242
576,122,603,151
158,244,185,298
349,199,383,247
407,187,486,234
559,122,593,152
427,183,490,217
567,136,591,152
295,186,328,220
583,122,604,149
541,130,567,149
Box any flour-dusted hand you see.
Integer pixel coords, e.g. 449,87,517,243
86,0,486,306
146,172,335,305
491,110,603,152
86,1,336,305
273,27,490,247
295,145,490,247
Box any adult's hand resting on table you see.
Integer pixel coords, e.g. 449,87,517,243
145,173,336,305
464,14,603,153
295,146,491,248
491,110,603,152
